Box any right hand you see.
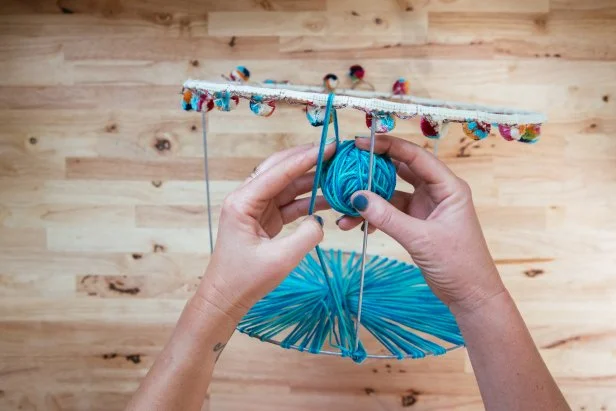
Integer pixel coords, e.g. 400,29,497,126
337,135,506,317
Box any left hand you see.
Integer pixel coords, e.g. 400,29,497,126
197,143,335,322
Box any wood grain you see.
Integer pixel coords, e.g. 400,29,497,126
0,0,615,409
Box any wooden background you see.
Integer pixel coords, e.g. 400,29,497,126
1,0,615,410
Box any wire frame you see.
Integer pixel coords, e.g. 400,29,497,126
236,249,465,362
185,80,541,361
183,79,547,126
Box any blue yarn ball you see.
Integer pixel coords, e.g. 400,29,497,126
321,140,396,217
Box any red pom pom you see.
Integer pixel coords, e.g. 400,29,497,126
420,117,439,138
392,79,410,95
349,64,365,81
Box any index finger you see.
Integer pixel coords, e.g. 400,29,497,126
241,142,335,203
354,135,458,186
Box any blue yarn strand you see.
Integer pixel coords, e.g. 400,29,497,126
308,93,338,216
237,250,464,363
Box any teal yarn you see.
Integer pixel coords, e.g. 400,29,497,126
237,92,464,363
321,140,396,217
237,249,464,363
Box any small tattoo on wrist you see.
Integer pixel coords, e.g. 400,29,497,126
213,342,226,362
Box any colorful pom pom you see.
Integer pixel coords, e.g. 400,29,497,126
194,93,214,112
349,65,365,82
392,78,410,95
213,92,240,112
305,104,333,127
366,112,396,133
519,124,541,143
499,124,541,144
249,95,276,117
463,120,492,140
182,89,193,111
230,66,250,82
420,116,441,139
323,73,339,91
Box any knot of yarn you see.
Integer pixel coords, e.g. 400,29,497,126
321,140,396,217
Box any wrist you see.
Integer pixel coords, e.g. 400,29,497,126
451,285,514,323
194,271,251,325
448,266,509,319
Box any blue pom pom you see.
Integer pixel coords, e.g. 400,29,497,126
321,140,396,217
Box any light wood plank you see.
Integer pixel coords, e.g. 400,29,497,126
47,227,213,253
0,3,615,409
208,11,428,39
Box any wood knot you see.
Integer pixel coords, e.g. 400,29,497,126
151,180,162,188
351,10,360,16
105,123,118,133
108,282,140,295
364,388,375,395
228,36,237,48
29,136,38,145
131,253,142,260
524,269,545,278
401,394,417,407
154,138,171,152
534,16,548,31
406,5,414,11
153,244,166,253
102,353,117,360
603,95,610,103
401,390,420,407
258,0,274,11
191,124,197,131
125,354,142,364
374,17,383,25
59,4,74,14
155,13,173,25
179,16,190,28
190,59,199,67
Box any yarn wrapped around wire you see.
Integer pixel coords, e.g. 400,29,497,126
321,140,397,217
237,249,464,363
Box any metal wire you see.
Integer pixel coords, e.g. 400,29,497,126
353,117,378,352
201,111,214,254
183,80,547,125
238,331,463,359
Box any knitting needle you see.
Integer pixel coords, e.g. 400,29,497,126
353,114,377,353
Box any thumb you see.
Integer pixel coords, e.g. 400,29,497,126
267,215,324,269
350,191,425,247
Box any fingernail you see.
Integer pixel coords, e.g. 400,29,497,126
352,194,368,212
355,135,368,140
314,215,324,227
325,136,337,145
335,215,344,226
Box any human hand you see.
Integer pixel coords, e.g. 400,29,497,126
338,135,505,316
197,143,335,322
